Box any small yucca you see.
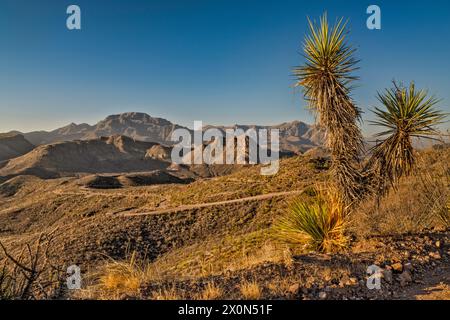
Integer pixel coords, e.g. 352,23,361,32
367,81,446,196
274,192,349,253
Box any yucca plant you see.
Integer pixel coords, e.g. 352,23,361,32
367,82,446,197
274,191,349,253
293,13,364,205
290,13,447,253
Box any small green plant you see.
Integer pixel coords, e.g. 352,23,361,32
274,191,349,253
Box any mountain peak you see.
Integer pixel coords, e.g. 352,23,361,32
103,112,172,126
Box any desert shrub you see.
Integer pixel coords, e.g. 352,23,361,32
0,231,63,300
274,192,349,253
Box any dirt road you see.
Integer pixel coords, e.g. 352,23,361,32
116,189,304,217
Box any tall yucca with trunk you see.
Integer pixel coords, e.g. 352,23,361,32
367,81,446,197
293,14,364,205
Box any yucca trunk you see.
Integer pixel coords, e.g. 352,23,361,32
294,14,364,206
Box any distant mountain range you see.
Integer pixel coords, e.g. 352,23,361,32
9,112,186,146
6,112,324,154
0,112,325,183
0,112,447,184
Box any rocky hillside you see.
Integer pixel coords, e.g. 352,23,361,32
205,120,324,154
0,133,34,161
0,147,448,300
0,135,170,181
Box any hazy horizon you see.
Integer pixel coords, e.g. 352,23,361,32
1,109,317,133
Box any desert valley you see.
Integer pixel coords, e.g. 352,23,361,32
0,112,448,300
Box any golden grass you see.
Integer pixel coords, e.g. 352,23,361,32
137,230,296,281
195,282,222,300
351,151,450,236
99,264,141,294
240,280,262,300
267,277,295,296
76,251,155,300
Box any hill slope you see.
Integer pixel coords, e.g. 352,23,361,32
0,133,35,161
0,135,169,181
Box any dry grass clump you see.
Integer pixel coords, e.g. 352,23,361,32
195,282,222,300
78,251,151,300
445,201,450,227
240,280,262,300
141,232,295,281
227,242,294,272
418,164,450,229
274,190,349,253
98,263,141,297
434,196,450,228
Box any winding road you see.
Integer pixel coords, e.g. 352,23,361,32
115,189,304,217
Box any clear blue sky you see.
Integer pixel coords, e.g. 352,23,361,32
0,0,449,133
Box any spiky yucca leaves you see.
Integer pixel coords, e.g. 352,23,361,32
367,82,446,197
293,14,364,205
274,191,349,253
